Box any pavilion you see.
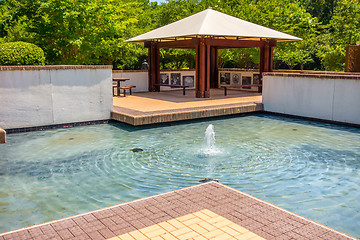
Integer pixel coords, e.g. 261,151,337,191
126,8,301,98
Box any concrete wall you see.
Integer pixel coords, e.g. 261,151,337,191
263,73,360,125
0,65,113,129
112,70,148,92
112,70,196,92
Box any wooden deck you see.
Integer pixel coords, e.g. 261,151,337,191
111,89,263,126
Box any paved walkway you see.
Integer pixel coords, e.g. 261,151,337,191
1,182,356,240
112,89,263,125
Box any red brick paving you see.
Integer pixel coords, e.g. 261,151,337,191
0,182,357,240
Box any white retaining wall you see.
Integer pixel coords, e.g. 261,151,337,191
112,70,148,92
0,65,113,129
263,73,360,125
112,70,197,92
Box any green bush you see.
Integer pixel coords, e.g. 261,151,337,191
0,42,45,65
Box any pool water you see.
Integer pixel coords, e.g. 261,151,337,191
0,114,359,237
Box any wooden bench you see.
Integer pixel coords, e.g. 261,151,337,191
154,84,190,95
118,85,136,97
112,83,118,96
222,84,262,96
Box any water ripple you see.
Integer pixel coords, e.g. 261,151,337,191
0,115,359,237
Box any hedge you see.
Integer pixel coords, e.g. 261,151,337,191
0,42,45,65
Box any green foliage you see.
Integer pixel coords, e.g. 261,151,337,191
160,49,196,69
0,0,358,70
275,46,312,69
0,41,45,65
219,48,260,69
317,45,345,71
315,0,360,70
298,0,337,24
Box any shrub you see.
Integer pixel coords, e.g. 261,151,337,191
0,42,45,65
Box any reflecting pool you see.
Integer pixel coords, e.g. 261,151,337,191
0,114,359,237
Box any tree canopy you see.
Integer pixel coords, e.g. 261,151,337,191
0,0,359,70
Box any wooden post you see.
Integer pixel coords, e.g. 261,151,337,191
148,42,160,92
205,43,211,98
259,46,265,74
195,38,211,98
155,46,160,89
196,38,206,98
263,43,270,72
269,45,274,72
259,40,276,93
195,43,200,97
210,47,218,89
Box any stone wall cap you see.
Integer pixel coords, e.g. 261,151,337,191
0,65,113,71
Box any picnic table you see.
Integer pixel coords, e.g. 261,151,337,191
113,78,136,96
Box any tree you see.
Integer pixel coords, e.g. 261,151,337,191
316,0,360,71
1,0,357,70
298,0,338,24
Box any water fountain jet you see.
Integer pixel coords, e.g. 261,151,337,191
201,124,221,156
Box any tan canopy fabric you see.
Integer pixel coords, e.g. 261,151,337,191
126,8,301,42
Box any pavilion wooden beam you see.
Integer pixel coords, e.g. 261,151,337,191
210,39,268,48
146,38,276,49
157,39,199,49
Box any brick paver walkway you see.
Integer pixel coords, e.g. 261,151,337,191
0,182,356,240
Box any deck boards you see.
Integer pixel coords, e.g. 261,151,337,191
111,89,263,125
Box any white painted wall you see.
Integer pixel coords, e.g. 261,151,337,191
0,67,112,129
263,75,360,125
112,70,148,92
112,70,196,92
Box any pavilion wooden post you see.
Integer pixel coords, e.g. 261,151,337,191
196,38,210,98
210,47,219,88
205,42,211,97
259,40,276,92
148,42,160,92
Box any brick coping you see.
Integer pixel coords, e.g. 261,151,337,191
113,69,196,73
264,72,360,80
0,182,357,240
0,65,112,71
112,102,261,117
111,103,262,125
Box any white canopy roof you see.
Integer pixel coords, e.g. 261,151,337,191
126,8,302,42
